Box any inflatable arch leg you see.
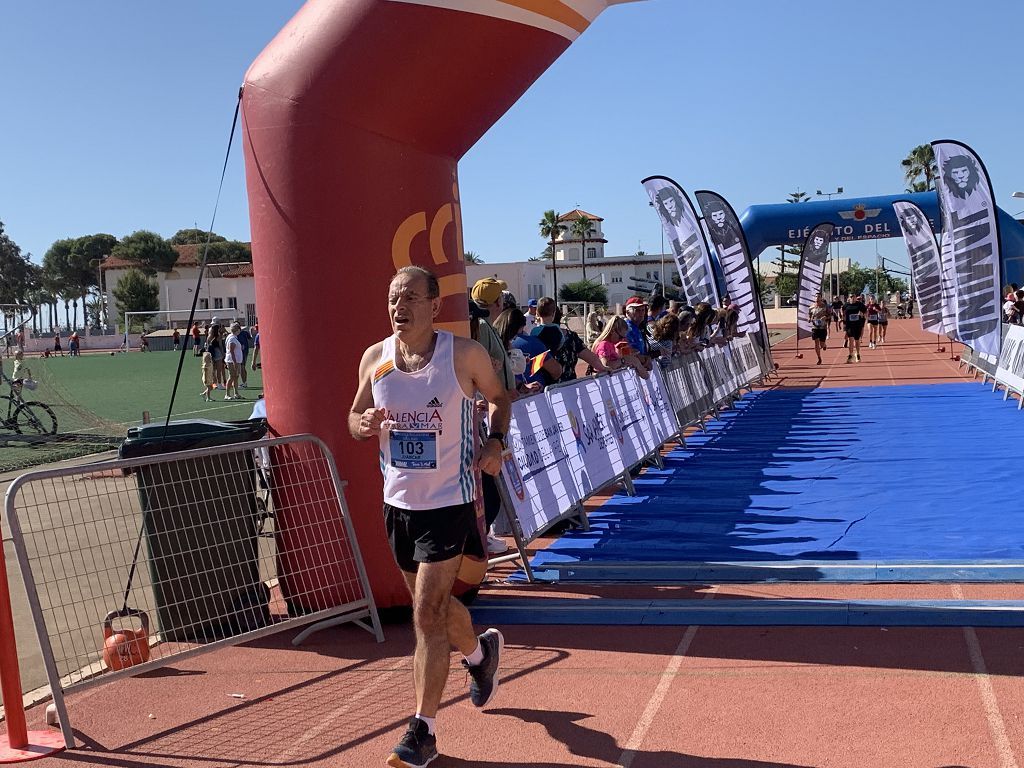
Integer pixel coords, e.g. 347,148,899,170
242,0,638,608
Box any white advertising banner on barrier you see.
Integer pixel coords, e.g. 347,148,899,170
600,370,657,465
547,377,627,499
502,393,581,540
701,346,735,406
639,365,678,445
731,335,762,388
996,324,1024,394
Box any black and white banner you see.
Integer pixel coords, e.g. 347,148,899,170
600,370,658,465
638,365,678,445
938,231,959,340
695,190,762,337
663,353,712,427
996,324,1024,395
795,223,835,340
700,345,736,406
643,176,720,307
932,140,1003,358
893,201,944,335
731,334,763,388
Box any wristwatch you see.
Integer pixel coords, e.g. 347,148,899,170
486,431,506,449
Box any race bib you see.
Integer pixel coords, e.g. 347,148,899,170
847,313,861,322
389,430,437,470
812,318,825,328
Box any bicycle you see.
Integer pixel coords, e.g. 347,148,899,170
0,372,58,436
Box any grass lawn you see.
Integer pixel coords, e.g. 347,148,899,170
2,350,264,471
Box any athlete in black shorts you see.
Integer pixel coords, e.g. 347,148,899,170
843,294,867,363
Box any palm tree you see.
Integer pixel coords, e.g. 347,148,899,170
463,251,484,264
571,214,592,282
539,210,564,298
901,144,937,192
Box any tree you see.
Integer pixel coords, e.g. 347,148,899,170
570,214,591,282
110,230,177,276
838,261,908,298
901,144,937,193
558,279,607,305
170,228,227,245
774,190,810,278
529,246,552,263
112,269,159,331
202,239,252,264
463,251,484,264
539,210,564,298
0,220,35,307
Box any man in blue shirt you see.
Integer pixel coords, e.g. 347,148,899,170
623,296,649,356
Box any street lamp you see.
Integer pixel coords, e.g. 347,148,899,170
90,255,108,331
816,187,843,296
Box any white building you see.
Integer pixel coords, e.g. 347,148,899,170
101,244,258,328
465,261,547,304
551,208,608,263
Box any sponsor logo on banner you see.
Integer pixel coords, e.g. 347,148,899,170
502,449,526,501
606,399,625,445
838,204,882,221
796,223,835,341
932,140,1002,357
643,176,720,306
893,201,944,335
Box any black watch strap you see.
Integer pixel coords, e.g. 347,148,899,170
487,430,506,448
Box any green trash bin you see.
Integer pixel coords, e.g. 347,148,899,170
119,418,269,643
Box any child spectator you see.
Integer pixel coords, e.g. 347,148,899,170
200,351,215,401
172,328,181,351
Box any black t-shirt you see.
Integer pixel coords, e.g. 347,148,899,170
843,301,867,325
555,328,586,382
831,300,843,311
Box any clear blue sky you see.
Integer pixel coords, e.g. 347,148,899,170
3,0,1023,277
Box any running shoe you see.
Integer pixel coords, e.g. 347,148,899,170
387,717,437,768
486,534,509,555
846,355,854,364
463,628,504,708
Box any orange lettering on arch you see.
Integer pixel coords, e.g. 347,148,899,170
497,0,589,33
429,204,453,266
391,211,428,269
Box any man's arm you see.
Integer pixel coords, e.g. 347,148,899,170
348,342,386,440
455,337,510,476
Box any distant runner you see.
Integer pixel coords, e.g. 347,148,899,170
843,294,867,363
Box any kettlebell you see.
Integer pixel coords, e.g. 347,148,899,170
102,608,151,671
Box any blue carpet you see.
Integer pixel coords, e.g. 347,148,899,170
526,383,1022,575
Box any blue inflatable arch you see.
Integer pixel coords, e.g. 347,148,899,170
738,191,1024,287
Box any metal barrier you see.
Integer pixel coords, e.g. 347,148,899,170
3,434,382,750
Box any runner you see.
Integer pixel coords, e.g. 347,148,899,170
830,295,844,332
349,265,510,768
809,295,829,365
843,293,867,363
877,301,890,344
865,294,881,349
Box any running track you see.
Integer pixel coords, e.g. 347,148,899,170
6,319,1024,767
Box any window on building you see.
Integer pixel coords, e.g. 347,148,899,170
646,271,653,279
228,297,237,309
214,298,223,309
587,247,597,259
611,272,623,284
199,299,209,310
567,248,579,261
245,304,257,326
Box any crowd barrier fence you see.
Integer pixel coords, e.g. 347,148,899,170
1,434,382,750
497,335,768,580
959,325,1024,409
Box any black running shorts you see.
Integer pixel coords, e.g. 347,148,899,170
845,322,865,340
811,328,828,342
384,502,484,573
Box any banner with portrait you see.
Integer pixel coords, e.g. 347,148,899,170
502,392,582,540
695,190,765,338
795,223,835,340
932,140,1003,357
893,200,945,335
545,377,627,500
642,176,721,307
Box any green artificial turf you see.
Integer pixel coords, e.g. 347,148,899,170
1,350,264,472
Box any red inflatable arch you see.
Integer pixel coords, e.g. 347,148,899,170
242,0,637,608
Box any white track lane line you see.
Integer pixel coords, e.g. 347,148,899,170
617,587,717,767
951,585,1020,768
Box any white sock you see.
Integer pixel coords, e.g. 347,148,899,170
415,713,435,735
463,639,484,667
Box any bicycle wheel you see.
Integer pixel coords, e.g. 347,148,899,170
13,401,58,435
0,395,16,431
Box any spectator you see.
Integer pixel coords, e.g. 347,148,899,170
528,325,566,388
53,332,64,357
523,298,540,333
507,309,562,389
250,326,261,369
11,349,31,394
470,278,517,397
68,331,81,357
207,324,225,388
237,324,252,388
585,305,606,346
623,297,650,358
532,300,606,381
200,350,215,401
139,332,149,352
172,328,181,352
591,316,648,379
224,323,243,400
1013,290,1024,325
649,294,669,322
191,321,203,356
649,313,680,360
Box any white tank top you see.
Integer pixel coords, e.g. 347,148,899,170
371,331,476,510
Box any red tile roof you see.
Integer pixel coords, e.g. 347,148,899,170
558,209,603,222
